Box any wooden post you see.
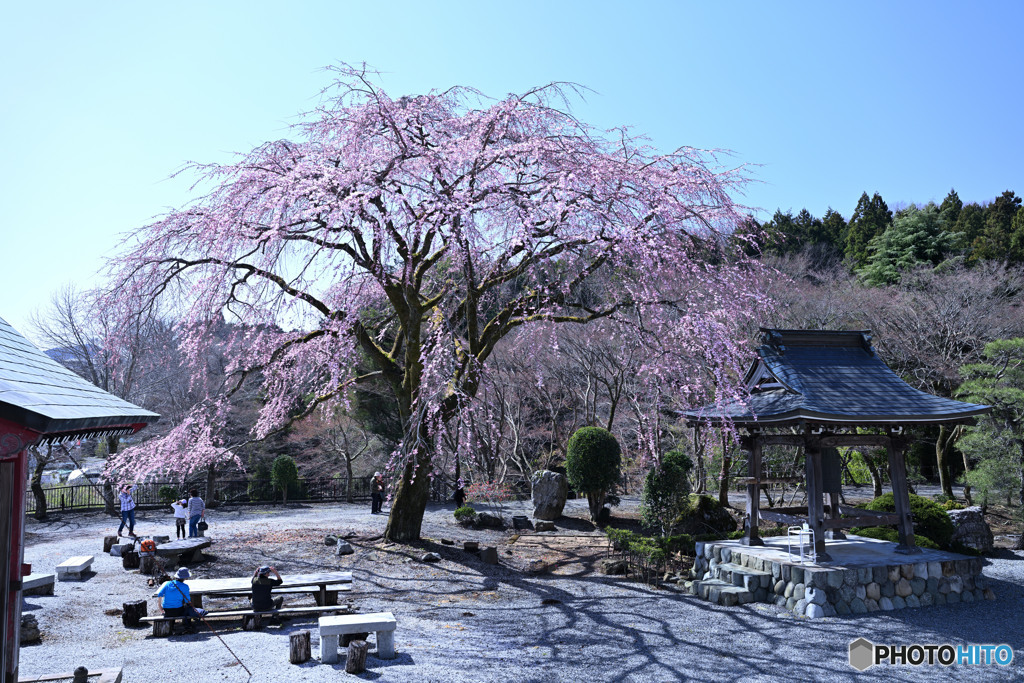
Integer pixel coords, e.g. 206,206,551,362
122,550,140,570
103,536,118,553
886,436,921,554
346,640,368,674
289,630,311,664
242,614,262,631
805,441,830,561
827,491,846,539
121,600,147,627
741,435,763,546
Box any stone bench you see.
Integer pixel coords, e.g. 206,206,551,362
56,556,94,581
319,612,397,662
141,604,354,636
22,573,56,596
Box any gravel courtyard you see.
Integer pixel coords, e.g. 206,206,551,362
18,498,1024,682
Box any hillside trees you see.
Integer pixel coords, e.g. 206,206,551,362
105,66,769,542
845,192,893,268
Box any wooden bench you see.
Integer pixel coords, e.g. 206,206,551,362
22,573,55,596
141,604,354,636
319,612,397,662
56,556,94,581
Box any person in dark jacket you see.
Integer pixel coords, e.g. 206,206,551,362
371,472,385,514
251,565,284,611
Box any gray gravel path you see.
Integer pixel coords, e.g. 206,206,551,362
17,499,1024,682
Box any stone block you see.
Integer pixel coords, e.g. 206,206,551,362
900,564,915,579
806,586,826,605
784,582,795,599
913,563,928,580
938,577,951,594
905,595,921,608
910,578,926,596
835,601,851,615
895,579,912,597
864,598,879,612
774,580,786,595
963,576,975,592
791,567,804,584
786,597,797,610
721,591,739,607
754,587,768,603
827,570,843,589
808,570,827,589
850,598,867,614
695,542,705,558
961,590,975,603
946,591,960,604
926,577,938,594
887,566,901,583
823,603,837,617
934,592,946,605
855,585,866,601
721,548,732,563
794,598,807,614
793,584,805,601
857,568,872,584
771,562,781,580
879,597,894,611
532,470,568,520
843,570,858,587
920,592,934,607
880,581,895,598
942,561,956,576
872,566,888,584
927,562,942,579
781,564,791,582
839,585,855,603
974,576,986,590
866,582,880,601
892,596,906,610
737,591,753,605
984,589,996,601
949,576,963,594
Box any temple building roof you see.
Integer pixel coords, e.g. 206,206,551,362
0,316,159,439
685,328,989,428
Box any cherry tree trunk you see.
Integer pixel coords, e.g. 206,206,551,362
384,455,432,542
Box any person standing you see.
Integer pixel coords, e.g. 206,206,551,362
118,484,137,537
371,472,384,514
251,565,284,612
187,489,205,538
171,498,188,539
453,479,466,508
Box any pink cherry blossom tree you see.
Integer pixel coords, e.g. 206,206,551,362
106,65,768,541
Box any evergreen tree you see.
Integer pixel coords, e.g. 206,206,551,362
939,189,962,226
858,203,959,286
953,203,986,264
976,190,1023,262
845,192,893,268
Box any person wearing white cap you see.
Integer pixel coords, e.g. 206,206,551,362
371,472,385,514
157,567,199,632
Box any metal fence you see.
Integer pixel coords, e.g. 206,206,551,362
24,475,457,515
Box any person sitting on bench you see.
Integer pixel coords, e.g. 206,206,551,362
157,567,201,632
251,565,284,611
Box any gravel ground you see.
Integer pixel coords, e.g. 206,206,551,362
17,498,1024,682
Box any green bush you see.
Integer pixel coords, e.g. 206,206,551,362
852,526,940,550
453,505,477,523
606,528,695,562
640,450,693,534
864,492,955,549
671,494,737,536
565,426,621,522
157,485,180,504
270,455,300,504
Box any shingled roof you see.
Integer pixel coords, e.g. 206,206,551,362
685,328,990,428
0,316,159,437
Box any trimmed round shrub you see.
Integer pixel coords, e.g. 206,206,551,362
565,427,621,522
864,492,955,549
453,505,477,526
853,526,940,550
640,450,693,533
672,494,736,536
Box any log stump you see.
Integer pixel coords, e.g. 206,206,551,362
103,536,118,553
289,630,311,664
153,620,172,637
140,555,160,575
346,640,368,674
242,614,262,631
122,600,147,627
122,550,140,570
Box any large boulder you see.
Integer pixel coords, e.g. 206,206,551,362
947,506,994,553
532,470,568,520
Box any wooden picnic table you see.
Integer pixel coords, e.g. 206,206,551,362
161,571,353,608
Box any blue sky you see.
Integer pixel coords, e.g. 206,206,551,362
2,1,1022,340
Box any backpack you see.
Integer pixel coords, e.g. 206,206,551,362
140,539,157,555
